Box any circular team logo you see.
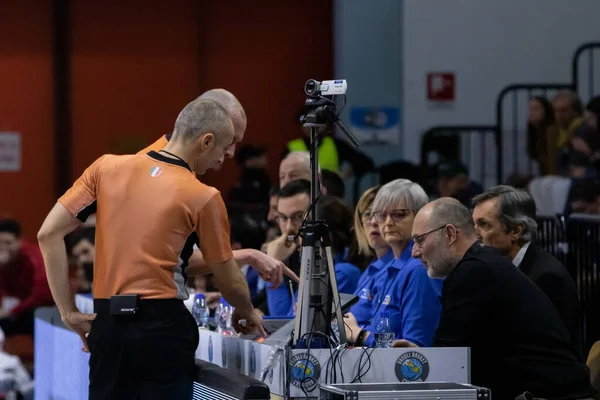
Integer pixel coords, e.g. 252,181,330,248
236,342,242,372
222,339,227,367
290,353,321,392
395,351,430,382
249,345,257,377
208,336,214,362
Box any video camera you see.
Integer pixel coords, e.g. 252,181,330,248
303,79,348,97
299,78,358,147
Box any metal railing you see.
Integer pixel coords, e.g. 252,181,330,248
572,42,600,103
420,125,498,188
536,213,600,354
495,83,574,181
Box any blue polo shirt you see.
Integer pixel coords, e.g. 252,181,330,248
362,242,441,347
350,249,395,326
267,252,361,317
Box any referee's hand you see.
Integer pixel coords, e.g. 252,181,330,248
247,248,300,288
62,310,97,353
232,308,267,337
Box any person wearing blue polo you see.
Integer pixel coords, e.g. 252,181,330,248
349,186,395,326
266,180,360,317
344,179,442,347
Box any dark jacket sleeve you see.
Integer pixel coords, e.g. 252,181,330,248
433,260,495,347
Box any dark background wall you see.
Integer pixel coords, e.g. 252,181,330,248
0,0,333,240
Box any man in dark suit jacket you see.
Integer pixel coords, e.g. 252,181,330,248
472,185,582,359
395,198,594,400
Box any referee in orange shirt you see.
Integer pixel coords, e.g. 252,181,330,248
38,99,265,399
142,88,297,288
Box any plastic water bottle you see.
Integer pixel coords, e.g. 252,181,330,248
374,312,394,348
217,298,235,336
191,293,209,329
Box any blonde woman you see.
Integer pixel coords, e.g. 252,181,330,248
348,186,394,327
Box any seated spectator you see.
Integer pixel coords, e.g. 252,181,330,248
65,226,96,292
265,180,361,317
229,144,271,206
283,124,374,179
526,96,555,175
0,329,33,399
472,186,582,359
0,219,54,336
568,178,600,214
344,179,442,348
320,169,345,198
436,160,483,209
549,90,584,174
279,152,312,188
506,173,533,190
349,186,394,327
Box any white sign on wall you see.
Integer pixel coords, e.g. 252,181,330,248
0,132,21,172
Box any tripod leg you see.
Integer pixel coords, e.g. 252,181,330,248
324,246,348,345
293,246,314,345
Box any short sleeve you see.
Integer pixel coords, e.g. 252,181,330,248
58,156,105,222
196,192,233,265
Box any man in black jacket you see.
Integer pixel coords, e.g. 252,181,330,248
472,185,582,359
395,198,594,400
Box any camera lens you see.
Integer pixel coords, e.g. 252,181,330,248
304,79,319,96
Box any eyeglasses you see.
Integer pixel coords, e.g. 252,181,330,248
412,225,447,246
372,209,412,223
275,212,304,226
360,210,374,223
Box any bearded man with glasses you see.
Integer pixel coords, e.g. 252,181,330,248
394,197,594,400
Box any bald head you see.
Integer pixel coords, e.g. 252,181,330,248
412,198,476,279
279,151,312,188
420,197,476,235
198,89,247,159
172,99,233,144
199,89,246,121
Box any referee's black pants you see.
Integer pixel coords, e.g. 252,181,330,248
88,299,199,400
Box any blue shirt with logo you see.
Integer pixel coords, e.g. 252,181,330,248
350,249,395,326
266,252,361,317
362,242,442,347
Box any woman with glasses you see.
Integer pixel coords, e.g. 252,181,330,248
344,179,441,347
348,186,395,327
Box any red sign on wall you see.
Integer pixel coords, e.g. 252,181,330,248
427,72,455,102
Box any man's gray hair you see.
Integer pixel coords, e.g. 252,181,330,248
430,198,476,235
472,185,538,243
372,179,429,213
172,99,233,144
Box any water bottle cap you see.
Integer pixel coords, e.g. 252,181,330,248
220,298,229,306
195,293,205,299
380,312,389,318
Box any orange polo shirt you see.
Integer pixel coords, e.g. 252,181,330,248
58,150,233,300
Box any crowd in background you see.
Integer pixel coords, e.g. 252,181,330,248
1,88,600,397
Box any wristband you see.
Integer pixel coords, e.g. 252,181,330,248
355,329,367,347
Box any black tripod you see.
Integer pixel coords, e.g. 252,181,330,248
292,89,359,349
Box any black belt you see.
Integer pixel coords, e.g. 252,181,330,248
94,298,184,318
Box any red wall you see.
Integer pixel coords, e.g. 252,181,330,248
0,1,55,241
0,0,333,241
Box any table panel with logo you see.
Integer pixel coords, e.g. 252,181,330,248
196,329,471,398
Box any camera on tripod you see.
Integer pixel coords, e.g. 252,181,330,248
293,79,359,349
303,79,348,97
